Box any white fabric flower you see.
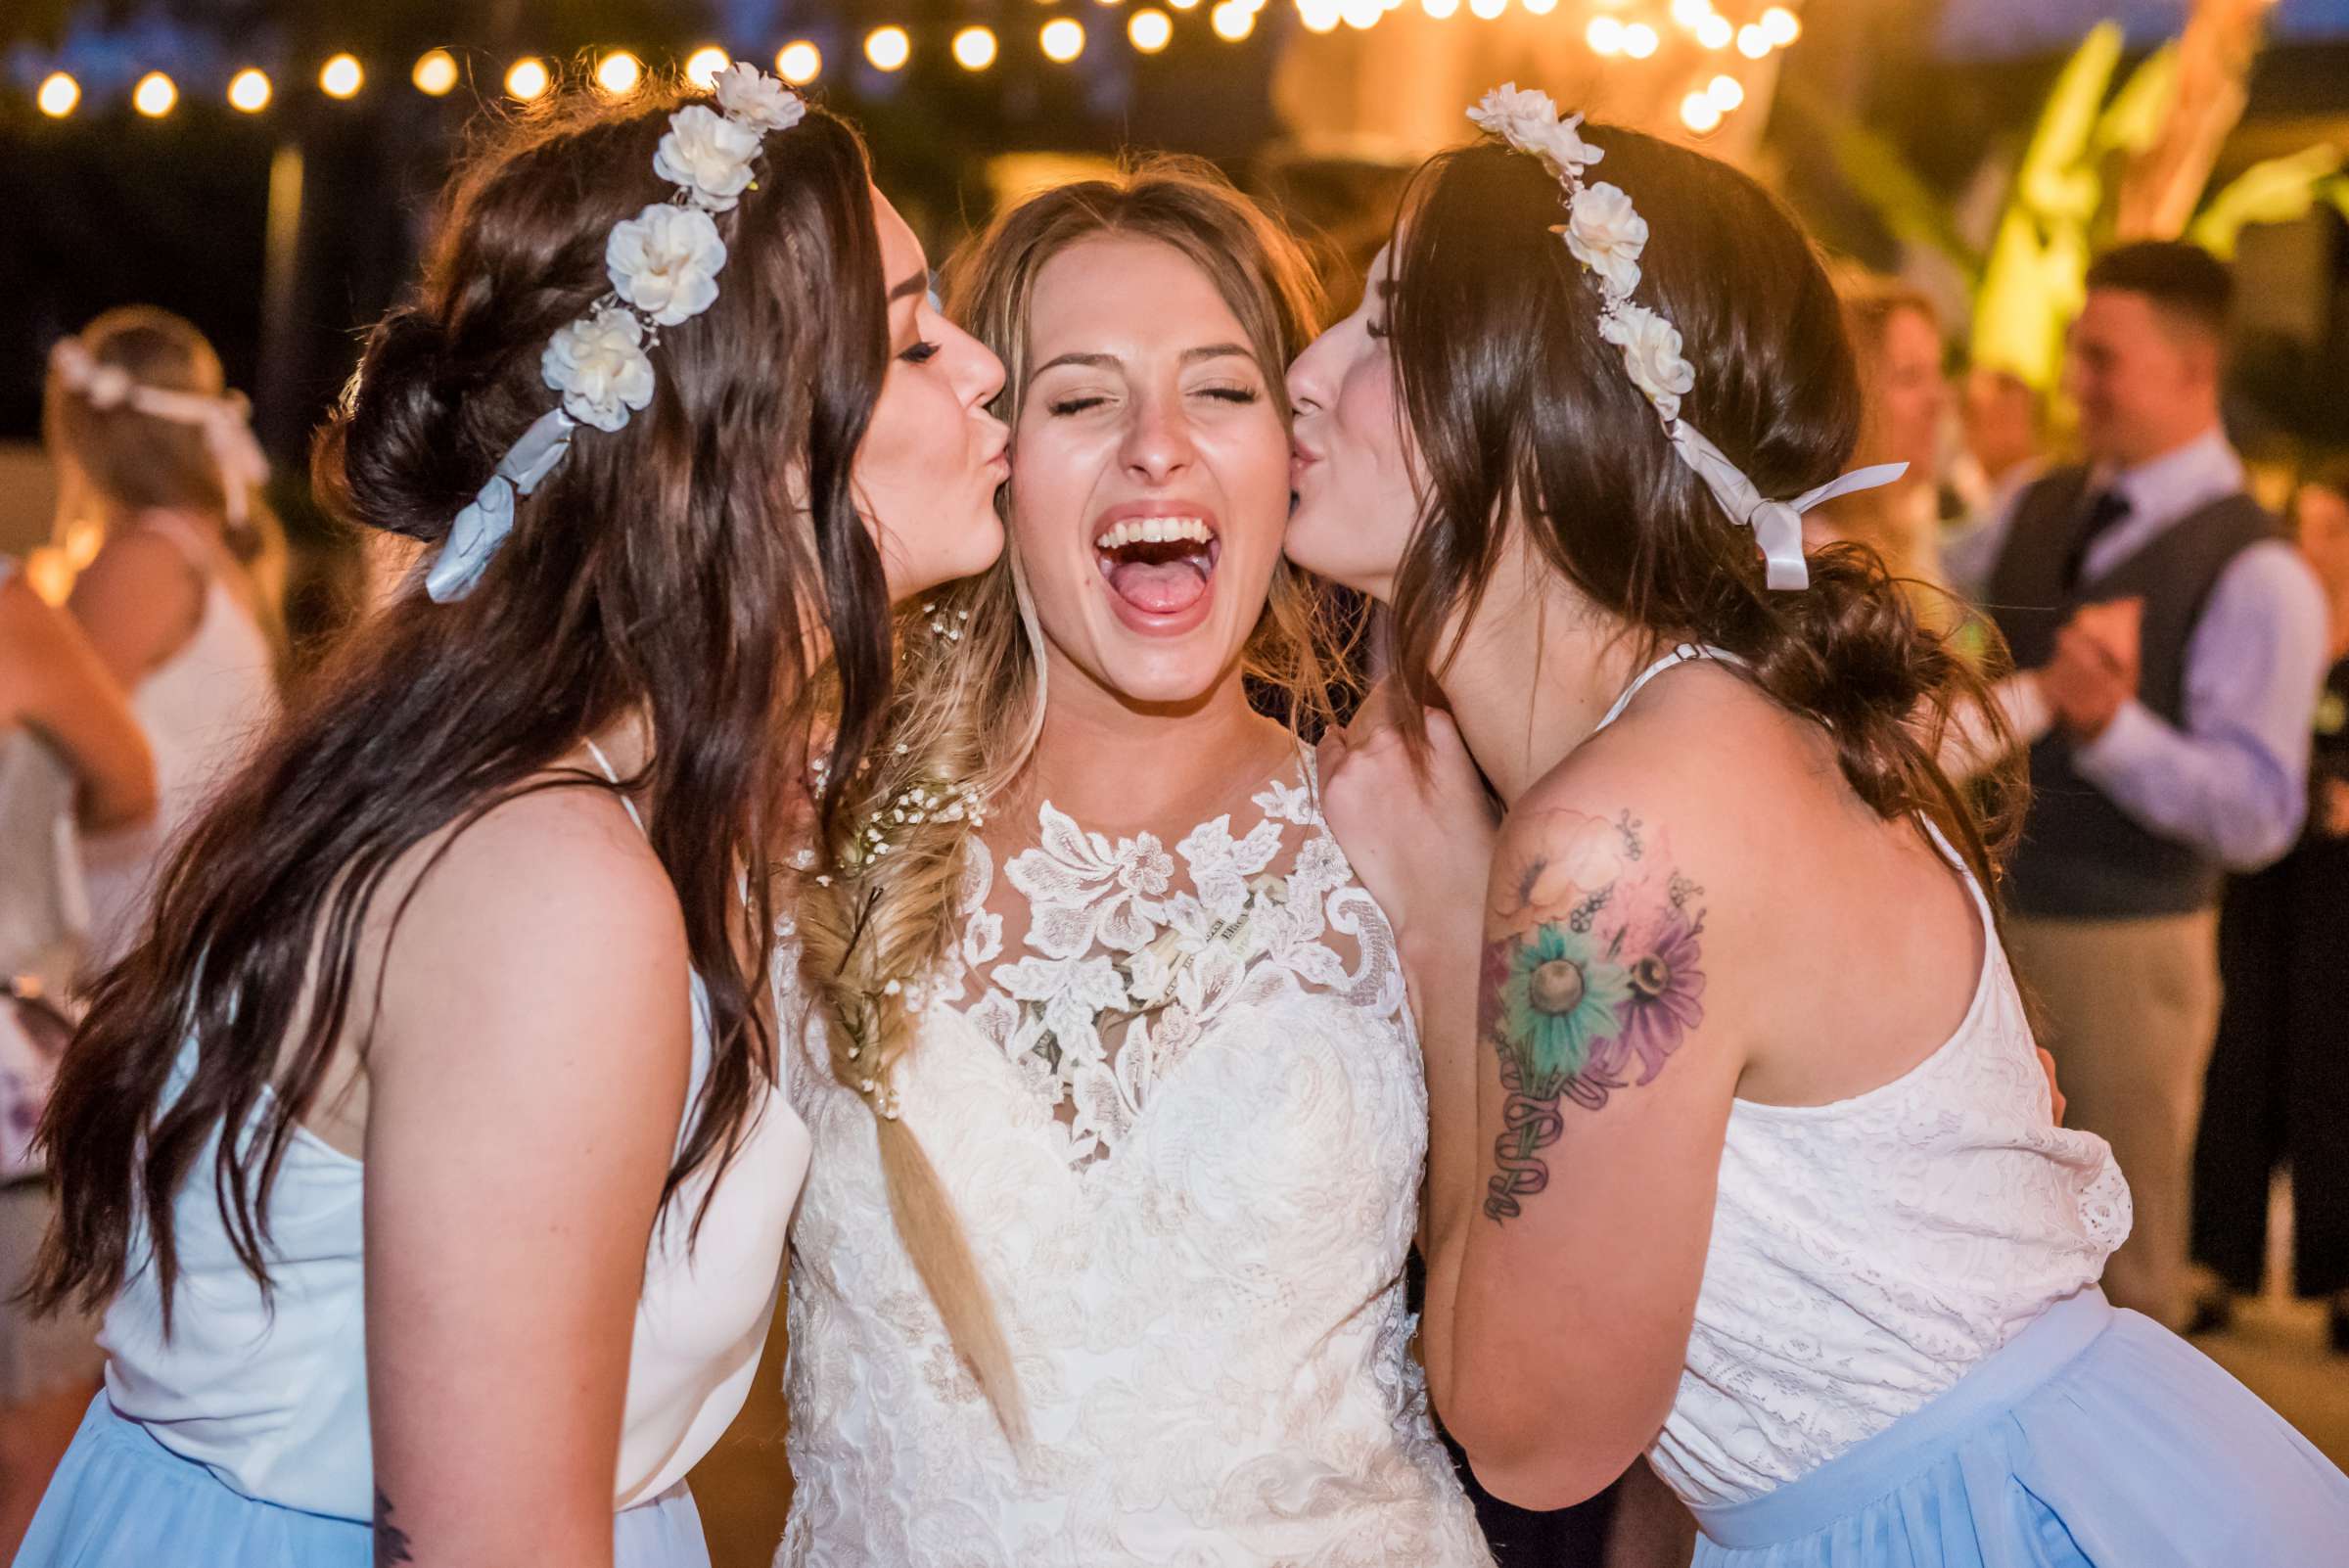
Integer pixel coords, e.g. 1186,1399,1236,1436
607,204,728,326
541,306,656,433
1598,302,1695,425
713,64,805,132
653,104,762,211
1565,182,1647,300
1467,82,1604,177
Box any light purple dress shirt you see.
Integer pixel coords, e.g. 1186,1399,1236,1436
1966,428,2329,873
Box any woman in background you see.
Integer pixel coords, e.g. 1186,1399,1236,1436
2190,465,2349,1355
0,559,152,1560
43,308,281,974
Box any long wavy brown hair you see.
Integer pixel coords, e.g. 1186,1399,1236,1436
1382,129,2023,889
791,159,1343,1442
33,83,899,1325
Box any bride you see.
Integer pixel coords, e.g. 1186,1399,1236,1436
776,161,1492,1566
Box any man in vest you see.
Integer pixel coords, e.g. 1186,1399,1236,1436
1972,242,2328,1330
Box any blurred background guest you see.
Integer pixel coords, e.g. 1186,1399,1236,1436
1810,276,1954,618
1944,363,2051,594
1965,241,2329,1331
2189,465,2349,1355
41,309,281,976
0,551,152,1561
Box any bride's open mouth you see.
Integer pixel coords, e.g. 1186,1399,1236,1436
1091,509,1222,627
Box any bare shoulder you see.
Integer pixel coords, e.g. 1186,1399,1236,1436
374,780,691,1081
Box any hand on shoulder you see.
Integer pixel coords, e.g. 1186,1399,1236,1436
1316,695,1496,960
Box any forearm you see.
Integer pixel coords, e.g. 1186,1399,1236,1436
1402,914,1484,1412
2074,702,2304,870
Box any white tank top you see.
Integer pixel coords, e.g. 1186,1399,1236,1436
77,516,277,971
100,750,812,1519
1602,647,2133,1508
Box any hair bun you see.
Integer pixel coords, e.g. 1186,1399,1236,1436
314,307,475,544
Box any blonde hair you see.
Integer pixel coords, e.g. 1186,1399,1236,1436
43,305,290,647
1824,276,1954,627
792,158,1343,1443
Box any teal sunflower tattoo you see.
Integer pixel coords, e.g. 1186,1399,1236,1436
1483,924,1630,1221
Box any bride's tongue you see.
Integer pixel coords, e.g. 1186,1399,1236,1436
1107,555,1209,615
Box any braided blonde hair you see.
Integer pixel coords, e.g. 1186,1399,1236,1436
793,158,1344,1443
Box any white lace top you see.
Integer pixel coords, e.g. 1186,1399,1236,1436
1621,657,2134,1508
777,761,1493,1566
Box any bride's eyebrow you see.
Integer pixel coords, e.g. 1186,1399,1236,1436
1033,344,1256,374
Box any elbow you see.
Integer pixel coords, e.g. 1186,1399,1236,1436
1464,1448,1636,1513
1437,1371,1660,1515
2219,806,2303,875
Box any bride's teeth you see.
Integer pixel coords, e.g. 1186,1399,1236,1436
1091,517,1213,551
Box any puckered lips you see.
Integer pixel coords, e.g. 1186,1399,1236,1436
1090,499,1221,635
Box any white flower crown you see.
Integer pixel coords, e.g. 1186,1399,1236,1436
1466,84,1907,592
425,64,808,603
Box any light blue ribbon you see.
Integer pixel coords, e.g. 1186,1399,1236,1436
424,407,577,603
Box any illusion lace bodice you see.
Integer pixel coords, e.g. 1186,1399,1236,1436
776,761,1492,1566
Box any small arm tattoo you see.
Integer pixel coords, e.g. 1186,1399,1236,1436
374,1486,415,1565
1481,809,1706,1222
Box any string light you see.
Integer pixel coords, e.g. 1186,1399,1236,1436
1424,0,1461,16
320,54,364,99
1587,16,1626,53
1681,91,1724,133
1707,72,1745,110
36,72,79,117
1299,0,1342,31
1696,15,1732,47
1129,9,1175,50
1737,23,1771,56
227,67,271,113
133,71,178,116
952,25,998,69
508,57,552,100
1469,0,1507,16
1169,0,1203,9
1524,0,1559,14
1342,0,1386,26
1041,17,1088,58
1761,5,1800,43
412,49,459,96
866,26,912,69
1624,22,1660,57
1211,2,1256,37
777,41,822,84
1670,0,1710,24
596,51,642,95
685,45,731,88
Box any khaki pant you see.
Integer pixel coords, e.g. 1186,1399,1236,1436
2006,911,2222,1330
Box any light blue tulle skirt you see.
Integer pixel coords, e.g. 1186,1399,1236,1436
1686,1289,2349,1567
16,1393,711,1568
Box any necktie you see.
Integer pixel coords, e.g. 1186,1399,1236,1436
2060,486,2133,596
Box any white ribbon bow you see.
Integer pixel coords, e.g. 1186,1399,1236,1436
50,339,272,527
1671,422,1908,592
423,406,576,603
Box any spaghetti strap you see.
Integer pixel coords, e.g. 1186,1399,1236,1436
133,513,217,573
1590,642,1746,736
581,737,649,836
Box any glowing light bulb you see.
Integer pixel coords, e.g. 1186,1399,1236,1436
865,26,911,70
1696,15,1732,47
1299,0,1343,31
1424,0,1462,16
1041,18,1088,60
776,41,822,84
504,57,551,100
1706,72,1744,109
1469,0,1506,16
1129,9,1175,49
1761,5,1800,43
1737,23,1770,56
1524,0,1558,14
133,70,178,116
36,72,79,117
1212,2,1256,36
319,54,364,100
1169,0,1201,9
947,26,995,69
1624,22,1660,56
1670,0,1710,24
412,49,458,96
227,68,272,113
685,46,731,89
1342,0,1385,26
1681,91,1723,133
1587,16,1626,53
595,51,641,95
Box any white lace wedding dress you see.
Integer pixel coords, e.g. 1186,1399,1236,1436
775,760,1493,1566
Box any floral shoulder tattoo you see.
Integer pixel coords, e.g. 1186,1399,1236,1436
1480,808,1706,1223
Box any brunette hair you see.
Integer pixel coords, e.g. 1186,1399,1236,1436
2086,241,2232,341
1382,129,2022,887
34,84,898,1323
791,158,1338,1440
